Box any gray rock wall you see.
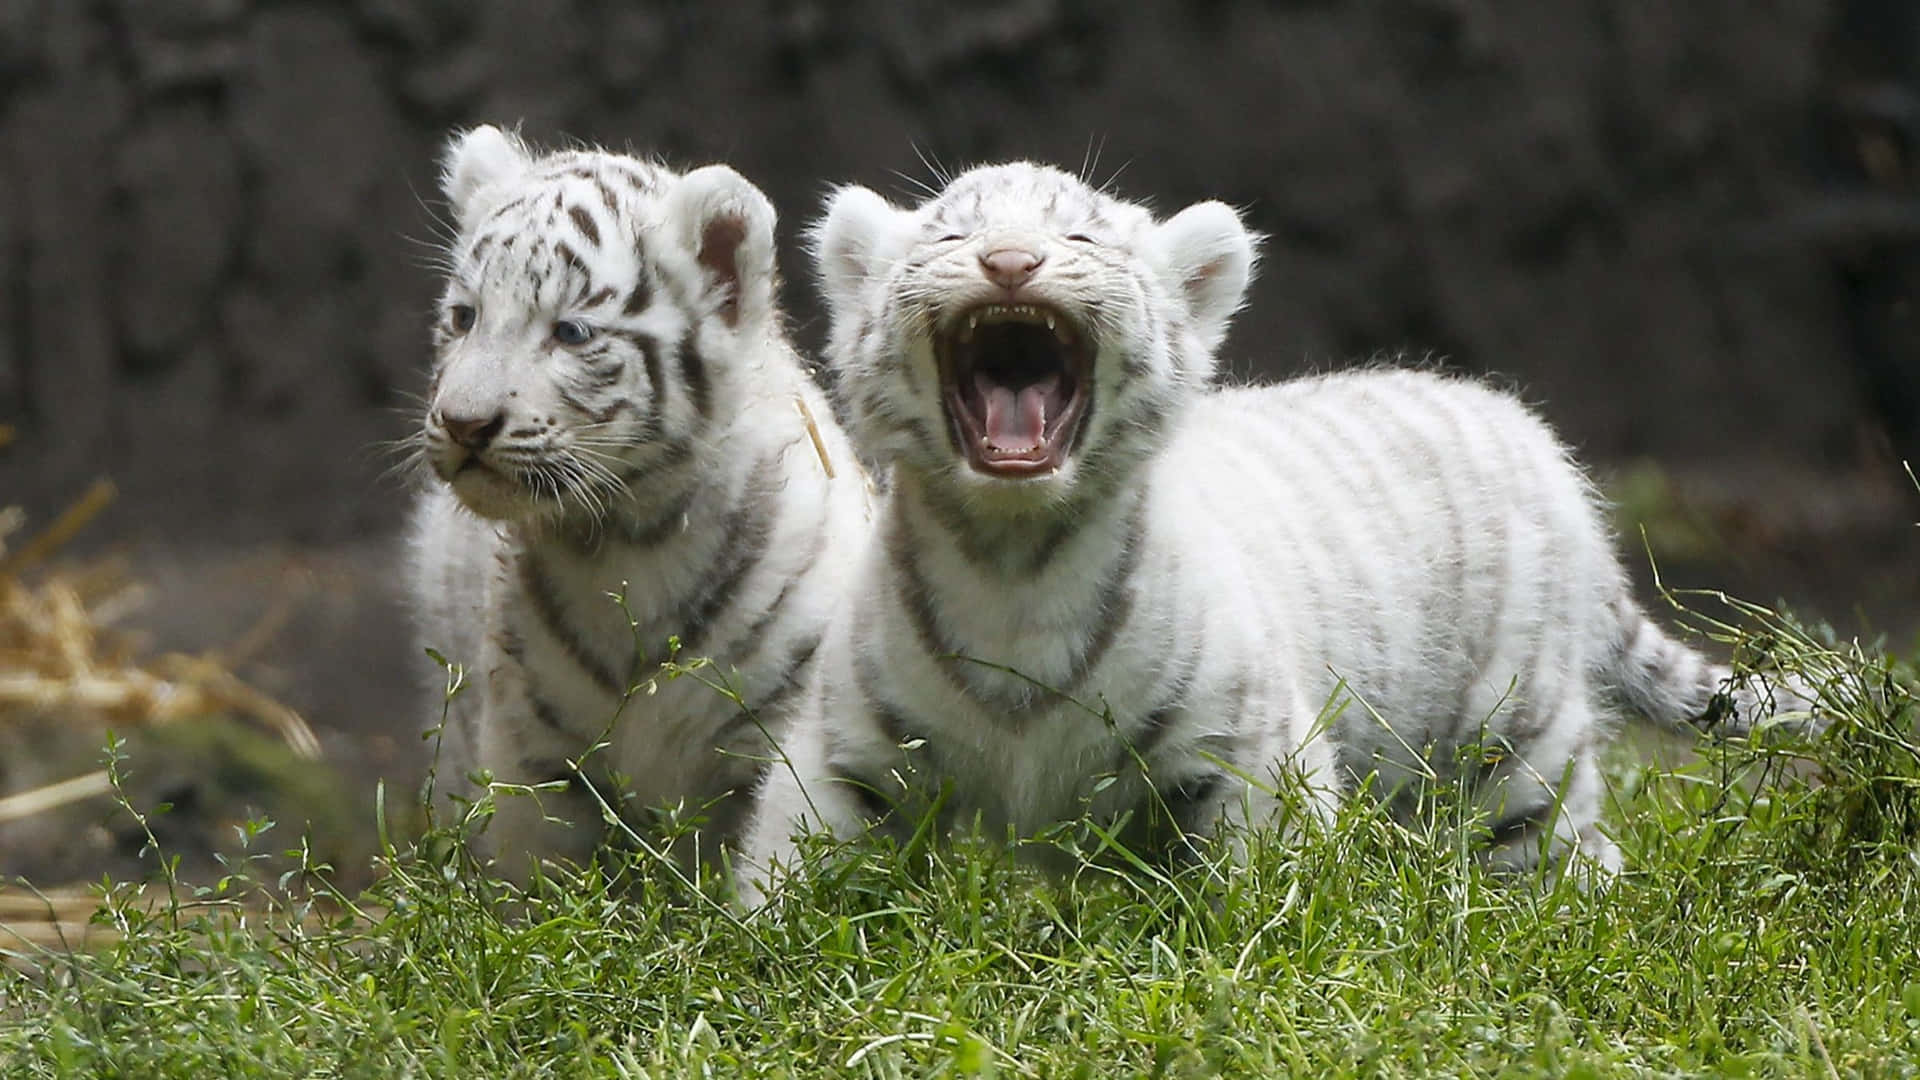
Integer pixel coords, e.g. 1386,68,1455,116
0,0,1903,546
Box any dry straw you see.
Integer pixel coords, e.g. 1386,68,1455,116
0,479,322,829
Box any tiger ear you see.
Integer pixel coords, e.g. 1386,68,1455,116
441,125,532,232
1150,200,1258,356
810,185,905,318
667,165,777,330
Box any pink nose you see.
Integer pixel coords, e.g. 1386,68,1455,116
979,248,1043,289
437,410,505,450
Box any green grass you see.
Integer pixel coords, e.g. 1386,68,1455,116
1,609,1916,1078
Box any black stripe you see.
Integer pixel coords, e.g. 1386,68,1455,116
708,705,776,760
528,692,577,738
600,442,694,496
1409,390,1481,742
580,358,626,392
1023,516,1083,577
828,765,896,823
871,698,930,752
1473,416,1517,682
721,509,832,658
1128,650,1204,762
519,553,625,697
884,491,1145,713
555,383,611,420
589,396,636,425
612,482,699,547
595,177,621,219
858,387,897,433
1068,397,1148,496
613,163,658,194
915,480,1095,576
746,634,825,718
1504,440,1564,749
1158,770,1226,834
1504,696,1553,748
556,241,586,274
849,649,941,764
916,482,1001,570
1064,506,1146,689
495,626,526,663
677,329,711,418
623,278,652,316
669,465,780,653
886,502,968,677
641,341,666,437
894,416,938,459
1067,369,1104,457
1483,800,1551,848
851,643,891,703
646,438,694,469
568,205,601,247
605,328,665,433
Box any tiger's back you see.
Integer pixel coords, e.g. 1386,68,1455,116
1169,369,1627,815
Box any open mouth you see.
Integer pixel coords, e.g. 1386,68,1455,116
934,303,1093,477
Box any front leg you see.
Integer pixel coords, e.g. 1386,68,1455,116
733,714,872,910
1140,683,1340,864
468,664,607,887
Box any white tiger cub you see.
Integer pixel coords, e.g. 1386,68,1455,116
739,161,1813,901
408,126,870,883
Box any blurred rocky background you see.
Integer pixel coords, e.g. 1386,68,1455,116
0,0,1914,886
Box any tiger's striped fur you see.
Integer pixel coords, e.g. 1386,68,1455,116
407,126,870,882
739,162,1812,901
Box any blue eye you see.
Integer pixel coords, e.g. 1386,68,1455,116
447,304,476,333
553,319,593,346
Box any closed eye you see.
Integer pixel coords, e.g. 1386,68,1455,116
1064,233,1098,245
553,319,594,346
936,234,966,243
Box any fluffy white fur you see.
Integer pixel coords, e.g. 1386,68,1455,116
409,126,871,882
739,161,1813,904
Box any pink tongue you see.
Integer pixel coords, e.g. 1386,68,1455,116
977,372,1058,453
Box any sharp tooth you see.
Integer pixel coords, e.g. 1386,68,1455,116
1044,313,1056,333
960,314,977,343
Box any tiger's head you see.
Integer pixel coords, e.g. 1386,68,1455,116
812,162,1256,514
422,125,780,525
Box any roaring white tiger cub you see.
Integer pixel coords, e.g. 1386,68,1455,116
408,126,870,882
739,161,1812,900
